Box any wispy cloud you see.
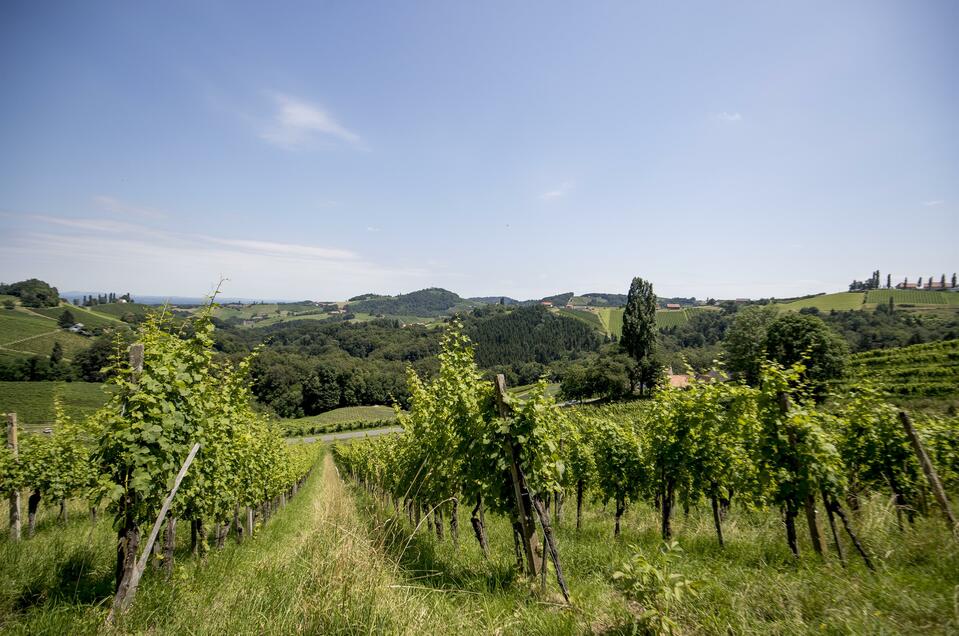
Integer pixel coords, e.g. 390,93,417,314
205,237,356,261
2,213,426,298
260,93,361,149
539,182,573,200
712,112,743,123
93,195,167,219
923,200,943,207
366,226,381,233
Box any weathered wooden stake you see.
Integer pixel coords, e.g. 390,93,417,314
106,442,200,624
7,413,21,542
899,411,958,538
494,374,542,577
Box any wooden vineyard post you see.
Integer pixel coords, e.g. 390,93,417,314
899,411,959,538
107,442,201,624
494,375,542,577
7,413,20,542
493,375,571,603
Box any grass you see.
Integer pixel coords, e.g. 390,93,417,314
556,308,605,331
349,463,959,634
0,310,93,360
0,454,445,635
28,304,122,329
0,312,58,343
0,381,109,430
1,452,957,634
1,330,91,360
779,292,866,312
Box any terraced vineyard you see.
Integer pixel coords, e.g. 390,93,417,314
843,338,959,398
865,289,959,306
282,405,398,436
0,311,91,359
28,304,122,329
0,381,109,430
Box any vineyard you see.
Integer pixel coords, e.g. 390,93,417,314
2,318,959,633
332,325,959,633
843,338,959,398
866,289,959,306
1,309,321,631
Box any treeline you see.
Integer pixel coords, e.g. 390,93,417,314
77,292,133,305
0,278,60,307
465,305,601,367
216,319,442,417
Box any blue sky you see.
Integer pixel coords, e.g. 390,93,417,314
1,1,956,301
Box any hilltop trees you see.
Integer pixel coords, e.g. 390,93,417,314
622,277,660,395
0,278,60,307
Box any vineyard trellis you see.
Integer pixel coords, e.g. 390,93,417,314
0,304,322,621
335,326,959,600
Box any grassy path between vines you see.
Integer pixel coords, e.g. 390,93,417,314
4,452,958,634
2,454,437,634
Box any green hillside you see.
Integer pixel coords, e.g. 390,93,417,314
0,310,58,342
0,308,95,360
843,339,959,399
29,303,124,329
282,405,398,436
89,302,156,319
779,292,866,311
0,381,109,430
556,307,604,331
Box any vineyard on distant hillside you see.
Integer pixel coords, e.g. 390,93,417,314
866,289,959,306
844,338,959,398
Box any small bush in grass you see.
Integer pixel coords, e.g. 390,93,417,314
613,541,698,635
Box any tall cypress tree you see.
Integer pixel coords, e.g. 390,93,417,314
621,277,659,394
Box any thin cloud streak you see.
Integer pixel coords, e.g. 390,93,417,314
93,195,168,220
539,182,573,200
713,111,743,123
260,92,362,149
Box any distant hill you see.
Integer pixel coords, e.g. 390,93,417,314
468,296,521,305
348,287,471,317
464,305,601,367
570,293,628,307
540,292,575,306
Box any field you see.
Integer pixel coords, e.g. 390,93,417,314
779,292,866,311
555,307,605,331
0,310,92,360
282,405,398,436
87,302,157,320
28,304,123,329
865,289,959,306
0,381,109,430
842,338,959,399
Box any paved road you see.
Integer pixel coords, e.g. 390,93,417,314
289,426,403,444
